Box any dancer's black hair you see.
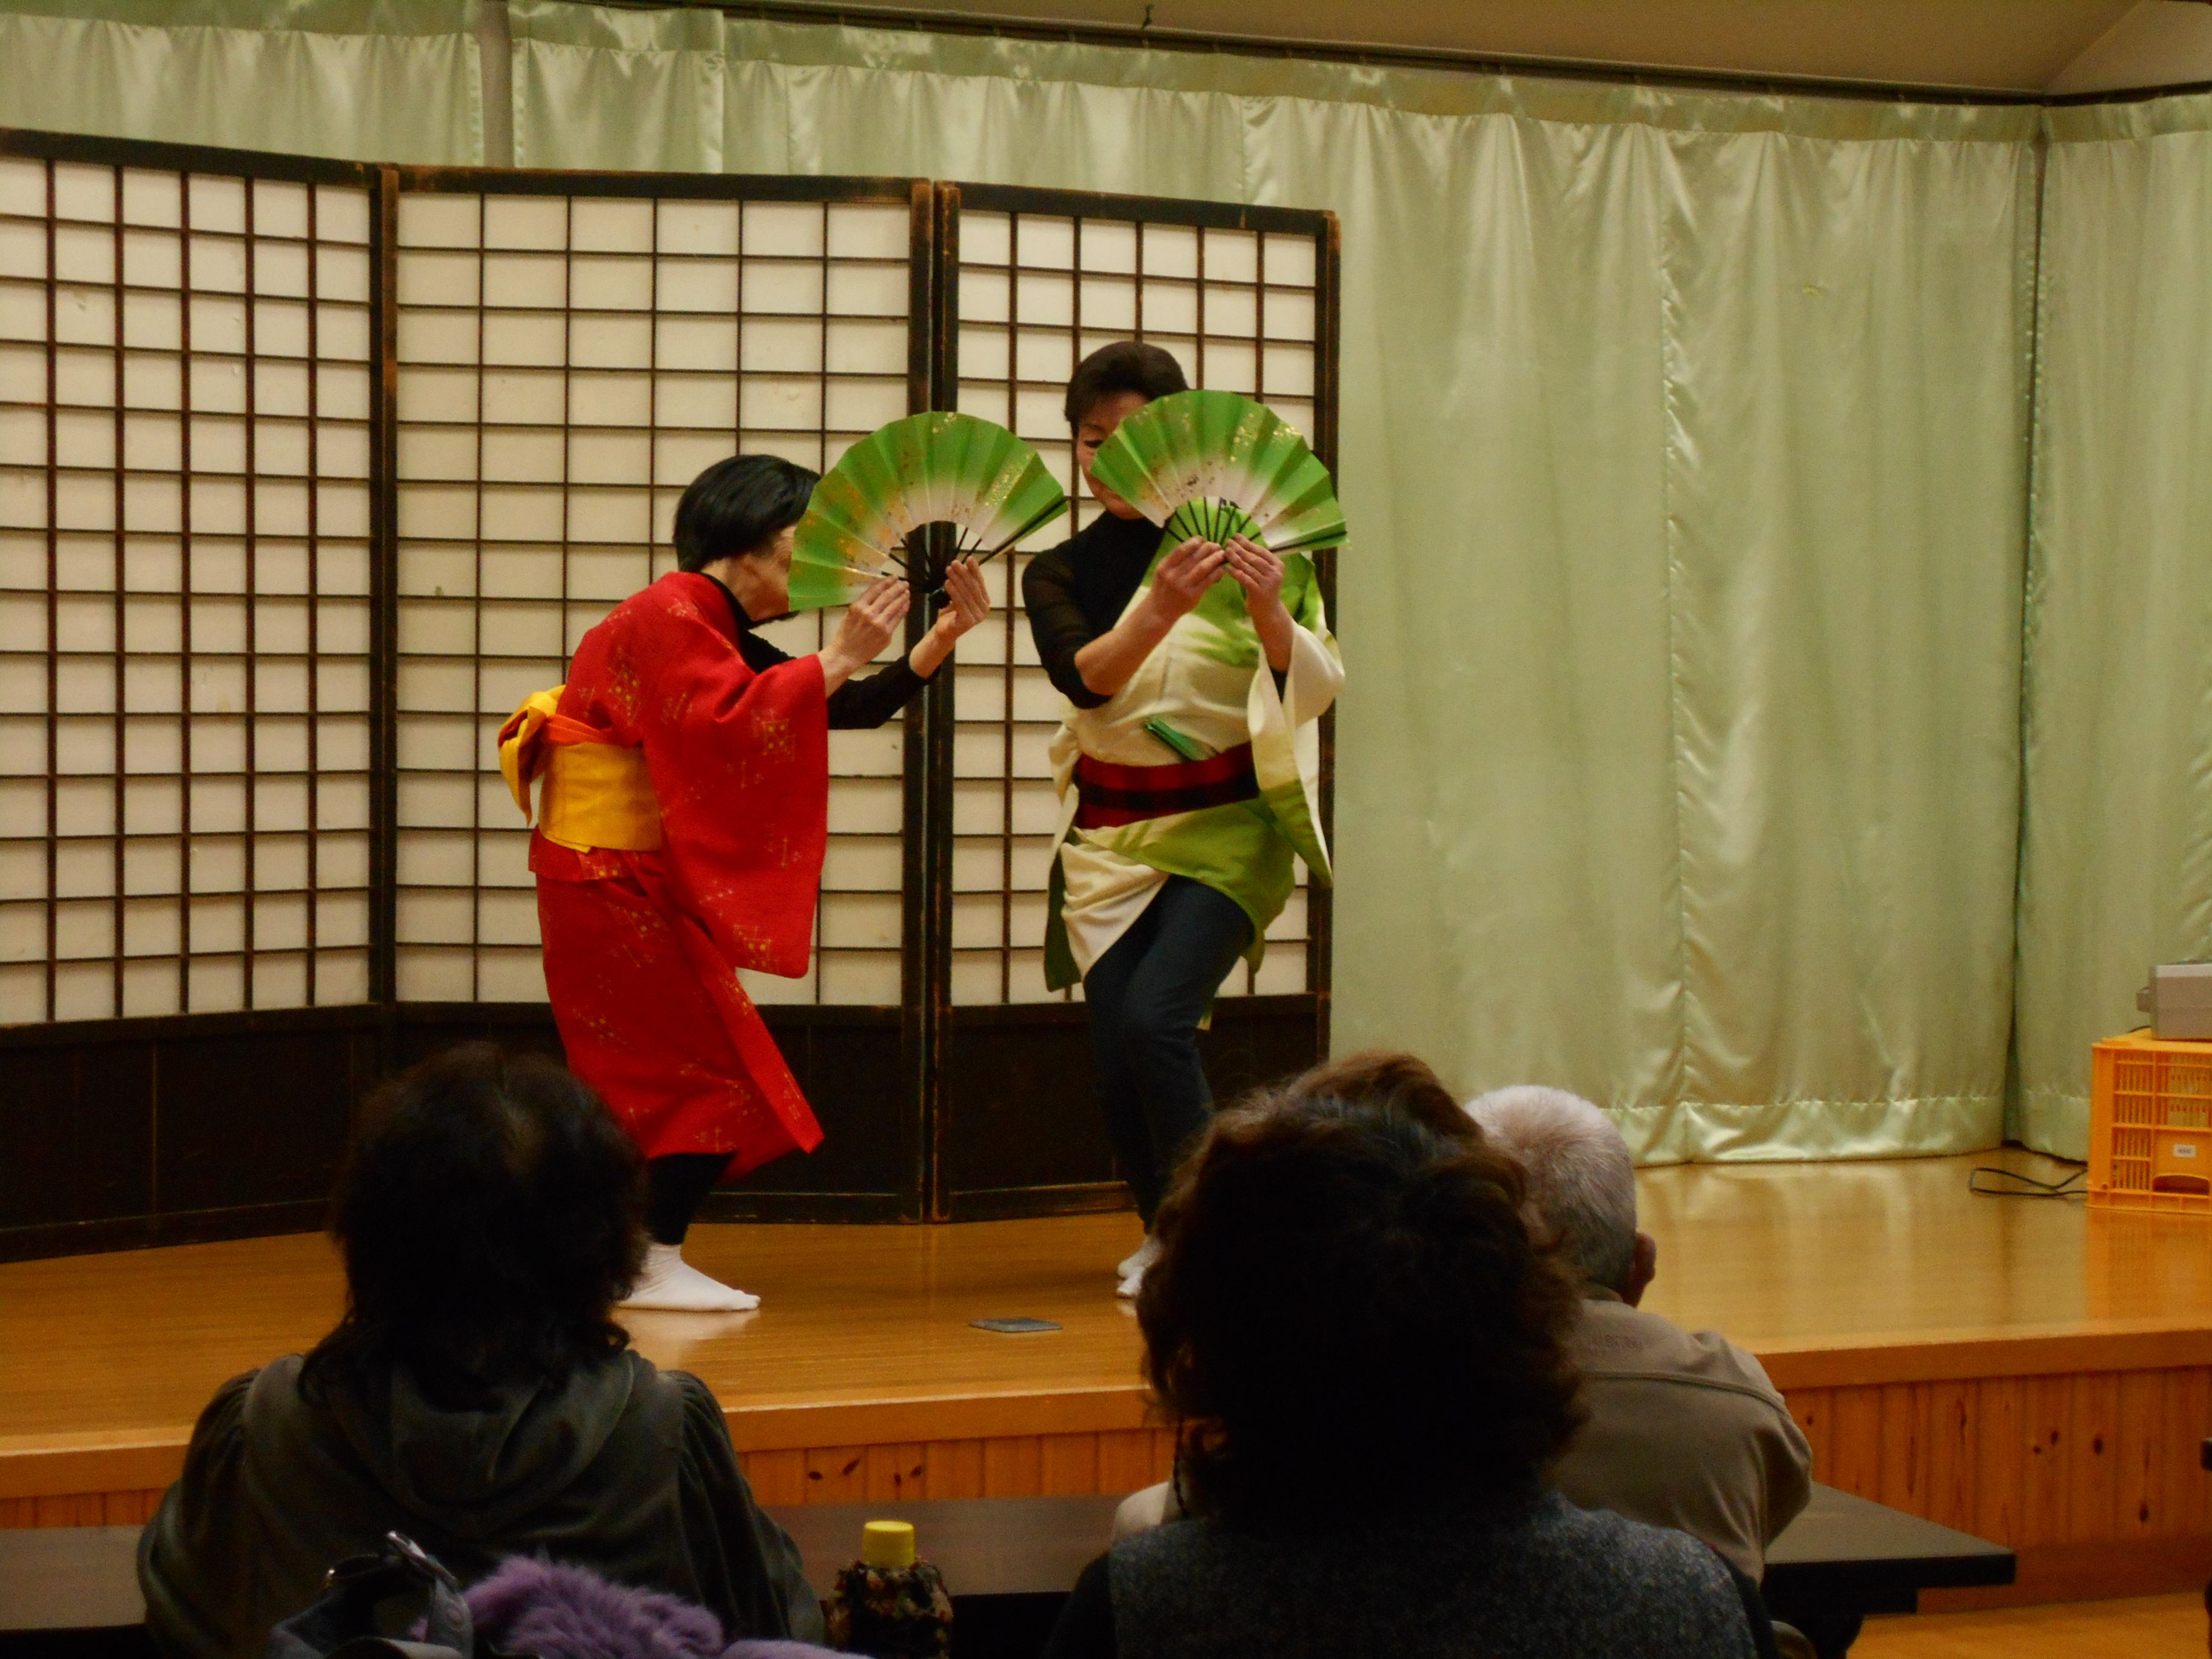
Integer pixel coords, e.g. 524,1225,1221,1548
301,1043,646,1410
1065,340,1190,427
672,454,822,572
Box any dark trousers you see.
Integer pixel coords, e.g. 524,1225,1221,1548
646,1152,732,1246
1082,876,1255,1227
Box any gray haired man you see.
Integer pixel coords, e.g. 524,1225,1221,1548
1467,1085,1811,1577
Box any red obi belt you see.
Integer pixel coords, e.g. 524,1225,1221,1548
1074,743,1260,830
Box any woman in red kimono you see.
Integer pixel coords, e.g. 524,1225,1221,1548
507,455,990,1310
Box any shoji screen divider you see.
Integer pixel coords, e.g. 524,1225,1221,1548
0,131,1342,1256
922,184,1341,1219
381,167,939,1223
0,130,390,1258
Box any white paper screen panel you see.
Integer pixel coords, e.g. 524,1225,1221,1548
392,187,918,1007
950,209,1324,1006
0,153,375,1025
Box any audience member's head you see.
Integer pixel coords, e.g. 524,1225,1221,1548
1138,1052,1584,1525
1465,1085,1655,1304
303,1043,646,1408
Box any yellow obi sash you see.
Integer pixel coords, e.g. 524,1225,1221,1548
498,686,663,854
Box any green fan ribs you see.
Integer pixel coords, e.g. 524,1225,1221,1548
788,412,1068,613
1089,389,1347,555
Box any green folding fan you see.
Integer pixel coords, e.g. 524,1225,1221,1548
1086,389,1347,555
788,413,1068,611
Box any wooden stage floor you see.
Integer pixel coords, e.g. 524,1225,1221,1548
5,1149,2212,1603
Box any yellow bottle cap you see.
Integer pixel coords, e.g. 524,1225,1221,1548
861,1519,916,1569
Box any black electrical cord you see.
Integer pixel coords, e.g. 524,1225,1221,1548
1968,1164,2086,1199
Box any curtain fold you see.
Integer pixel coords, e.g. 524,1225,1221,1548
2014,95,2212,1157
1651,129,2034,1158
508,0,726,171
0,0,484,164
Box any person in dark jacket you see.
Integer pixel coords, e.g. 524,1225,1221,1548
1040,1052,1778,1659
139,1044,822,1659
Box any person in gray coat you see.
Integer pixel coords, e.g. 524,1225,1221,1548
139,1044,822,1659
1042,1052,1776,1659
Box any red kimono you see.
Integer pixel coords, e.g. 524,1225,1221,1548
532,572,831,1170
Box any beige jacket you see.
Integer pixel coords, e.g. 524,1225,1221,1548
1114,1291,1811,1580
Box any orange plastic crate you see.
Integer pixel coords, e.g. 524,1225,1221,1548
2090,1028,2212,1213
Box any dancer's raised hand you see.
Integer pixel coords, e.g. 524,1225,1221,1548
1147,537,1229,623
822,576,910,688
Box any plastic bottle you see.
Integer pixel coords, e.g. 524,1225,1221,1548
826,1519,953,1657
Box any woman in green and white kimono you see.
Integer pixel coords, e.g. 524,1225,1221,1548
1024,344,1343,1298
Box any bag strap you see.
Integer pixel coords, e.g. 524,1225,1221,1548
266,1533,475,1659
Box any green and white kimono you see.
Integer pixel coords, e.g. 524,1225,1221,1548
1043,545,1344,990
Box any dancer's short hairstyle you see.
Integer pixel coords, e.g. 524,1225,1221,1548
303,1044,646,1409
1465,1085,1640,1293
1064,340,1189,427
1138,1052,1584,1524
672,454,820,572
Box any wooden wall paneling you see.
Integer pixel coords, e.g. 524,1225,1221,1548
1925,1377,1979,1532
980,1435,1042,1497
1877,1381,1931,1515
1784,1387,1832,1479
1972,1377,2025,1545
802,1445,871,1505
2065,1370,2120,1544
864,1443,928,1502
2165,1367,2212,1535
922,1439,987,1500
0,1007,380,1260
936,997,1325,1213
1037,1433,1099,1496
32,1493,104,1526
103,1489,160,1524
0,1035,152,1238
1827,1385,1885,1500
2114,1369,2166,1538
1096,1427,1168,1495
739,1449,808,1507
2021,1373,2072,1546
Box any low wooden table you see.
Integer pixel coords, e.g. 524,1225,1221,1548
0,1483,2015,1657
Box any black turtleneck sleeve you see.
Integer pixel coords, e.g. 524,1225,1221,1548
1021,514,1160,709
708,578,931,731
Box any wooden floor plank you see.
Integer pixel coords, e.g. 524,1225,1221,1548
1852,1592,2202,1657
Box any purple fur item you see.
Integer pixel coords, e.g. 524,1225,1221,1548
463,1556,839,1659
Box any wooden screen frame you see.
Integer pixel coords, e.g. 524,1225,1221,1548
923,183,1342,1220
381,166,940,1225
0,132,1342,1256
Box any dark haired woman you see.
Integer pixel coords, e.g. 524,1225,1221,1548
503,455,990,1310
138,1045,823,1658
1023,343,1344,1297
1037,1052,1777,1659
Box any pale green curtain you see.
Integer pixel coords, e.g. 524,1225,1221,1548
509,4,2039,1161
2014,96,2212,1158
0,0,2065,1162
0,0,483,164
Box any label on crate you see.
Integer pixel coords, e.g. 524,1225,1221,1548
2172,1142,2198,1159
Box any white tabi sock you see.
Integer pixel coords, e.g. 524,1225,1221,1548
620,1242,760,1313
1116,1234,1160,1283
1116,1252,1155,1301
